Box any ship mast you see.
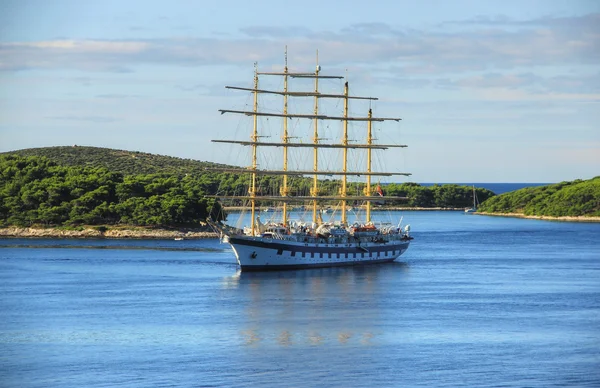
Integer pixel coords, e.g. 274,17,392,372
211,56,409,221
341,81,349,225
250,63,259,235
311,51,320,225
366,108,373,223
281,48,290,226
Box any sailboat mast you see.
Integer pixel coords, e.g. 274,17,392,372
341,81,349,225
250,63,259,235
311,52,320,225
281,49,290,225
366,108,373,223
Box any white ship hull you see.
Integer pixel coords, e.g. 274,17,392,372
228,235,410,271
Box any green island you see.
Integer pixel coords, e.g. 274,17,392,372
476,176,600,221
1,146,597,237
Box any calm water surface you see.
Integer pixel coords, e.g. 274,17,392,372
1,212,599,387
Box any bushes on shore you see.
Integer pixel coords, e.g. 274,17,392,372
383,183,495,208
3,146,500,212
0,155,224,227
477,177,600,217
1,153,507,228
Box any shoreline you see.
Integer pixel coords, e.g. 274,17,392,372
475,212,600,223
0,226,219,239
2,210,598,240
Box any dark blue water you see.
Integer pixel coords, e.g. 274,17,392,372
1,212,599,387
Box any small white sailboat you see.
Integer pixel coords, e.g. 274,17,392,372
465,185,478,213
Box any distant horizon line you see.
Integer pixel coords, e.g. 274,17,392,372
415,182,553,184
387,182,554,185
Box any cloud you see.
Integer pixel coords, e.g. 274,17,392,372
175,83,207,92
444,13,600,29
422,73,539,91
0,13,597,76
340,23,397,36
361,67,600,103
95,94,141,99
11,40,148,52
46,115,120,123
239,26,313,38
431,72,600,95
369,76,432,89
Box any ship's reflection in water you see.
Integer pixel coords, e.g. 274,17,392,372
222,263,410,347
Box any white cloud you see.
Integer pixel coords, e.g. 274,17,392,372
10,40,149,52
432,72,600,94
0,13,597,75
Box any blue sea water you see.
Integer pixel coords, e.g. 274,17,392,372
1,211,599,387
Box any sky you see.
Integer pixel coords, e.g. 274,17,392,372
0,0,598,183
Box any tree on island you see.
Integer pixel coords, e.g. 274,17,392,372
0,155,224,228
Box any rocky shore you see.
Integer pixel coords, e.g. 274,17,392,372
0,226,219,239
2,210,597,240
475,212,600,222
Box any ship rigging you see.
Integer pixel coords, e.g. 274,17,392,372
207,51,413,271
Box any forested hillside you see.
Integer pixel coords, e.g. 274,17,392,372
0,148,503,228
0,155,224,227
2,147,595,226
2,146,496,208
4,146,225,176
478,177,600,217
383,182,494,208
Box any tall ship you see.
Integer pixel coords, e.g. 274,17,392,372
207,51,413,271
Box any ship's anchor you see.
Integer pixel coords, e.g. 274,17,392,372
250,251,257,259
